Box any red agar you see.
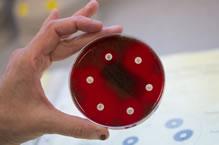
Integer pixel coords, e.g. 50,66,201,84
70,34,165,129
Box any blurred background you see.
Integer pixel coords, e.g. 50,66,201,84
1,0,219,73
1,0,219,145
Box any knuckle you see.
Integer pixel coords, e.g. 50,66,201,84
10,48,22,60
46,20,57,29
72,127,88,138
73,15,85,22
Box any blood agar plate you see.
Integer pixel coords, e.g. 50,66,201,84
70,34,165,129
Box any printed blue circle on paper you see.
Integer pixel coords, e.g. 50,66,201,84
165,118,183,129
174,129,193,141
123,136,139,145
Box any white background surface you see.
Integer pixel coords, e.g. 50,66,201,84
23,49,219,145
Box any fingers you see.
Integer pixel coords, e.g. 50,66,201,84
51,25,123,61
60,0,99,39
54,16,103,36
28,16,103,55
44,110,109,140
74,0,99,17
41,0,99,37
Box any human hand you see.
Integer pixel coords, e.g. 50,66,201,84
0,0,122,145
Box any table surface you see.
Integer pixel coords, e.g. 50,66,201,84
22,49,219,145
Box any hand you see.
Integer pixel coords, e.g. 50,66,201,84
0,0,122,145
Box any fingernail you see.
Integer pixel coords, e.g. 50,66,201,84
100,134,107,140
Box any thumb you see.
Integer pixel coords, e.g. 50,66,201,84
45,109,109,140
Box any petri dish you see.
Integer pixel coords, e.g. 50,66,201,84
70,34,165,129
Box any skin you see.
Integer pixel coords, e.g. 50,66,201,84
0,0,123,145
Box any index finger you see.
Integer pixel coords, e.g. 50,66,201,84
28,16,103,56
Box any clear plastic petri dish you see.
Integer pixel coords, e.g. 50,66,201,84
70,34,165,129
